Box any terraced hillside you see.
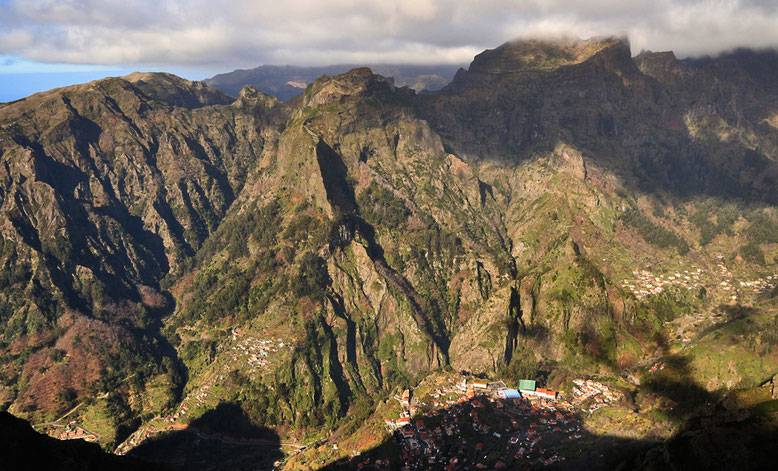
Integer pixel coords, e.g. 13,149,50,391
1,37,777,469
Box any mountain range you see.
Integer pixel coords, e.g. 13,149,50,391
1,36,777,470
204,64,462,100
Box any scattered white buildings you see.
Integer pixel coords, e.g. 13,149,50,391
571,379,621,412
116,330,289,455
622,265,776,302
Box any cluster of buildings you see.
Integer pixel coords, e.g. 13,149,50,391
376,376,580,469
115,330,288,455
703,261,777,303
186,379,215,410
58,423,97,442
649,362,666,373
621,268,704,300
516,380,559,401
739,275,777,294
716,260,738,301
229,331,286,380
571,379,621,412
163,378,220,425
622,263,777,305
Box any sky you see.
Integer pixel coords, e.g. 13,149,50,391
2,0,778,102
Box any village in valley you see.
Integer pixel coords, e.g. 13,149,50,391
328,374,624,470
620,262,777,303
46,259,777,469
616,260,777,350
42,320,633,471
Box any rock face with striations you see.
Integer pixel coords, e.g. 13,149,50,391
0,72,286,432
1,37,778,464
419,36,778,204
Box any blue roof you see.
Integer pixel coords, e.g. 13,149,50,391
503,389,520,399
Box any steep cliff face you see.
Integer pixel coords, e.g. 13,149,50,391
419,37,778,204
164,60,729,438
165,70,462,425
419,37,647,163
2,38,778,459
0,73,286,429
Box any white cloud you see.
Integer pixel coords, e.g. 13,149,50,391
1,0,778,70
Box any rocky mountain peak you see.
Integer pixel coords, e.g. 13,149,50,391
3,37,778,471
634,50,694,85
119,71,235,108
236,85,280,108
303,67,403,107
446,35,633,91
482,35,628,71
585,35,637,72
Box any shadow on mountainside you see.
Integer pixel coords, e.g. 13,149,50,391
317,394,659,471
128,402,283,471
0,411,170,471
618,354,778,470
318,138,451,360
415,42,778,206
316,354,778,471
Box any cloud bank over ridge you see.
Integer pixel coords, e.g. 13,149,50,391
1,0,778,69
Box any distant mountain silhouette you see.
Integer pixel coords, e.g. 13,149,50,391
204,63,462,100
